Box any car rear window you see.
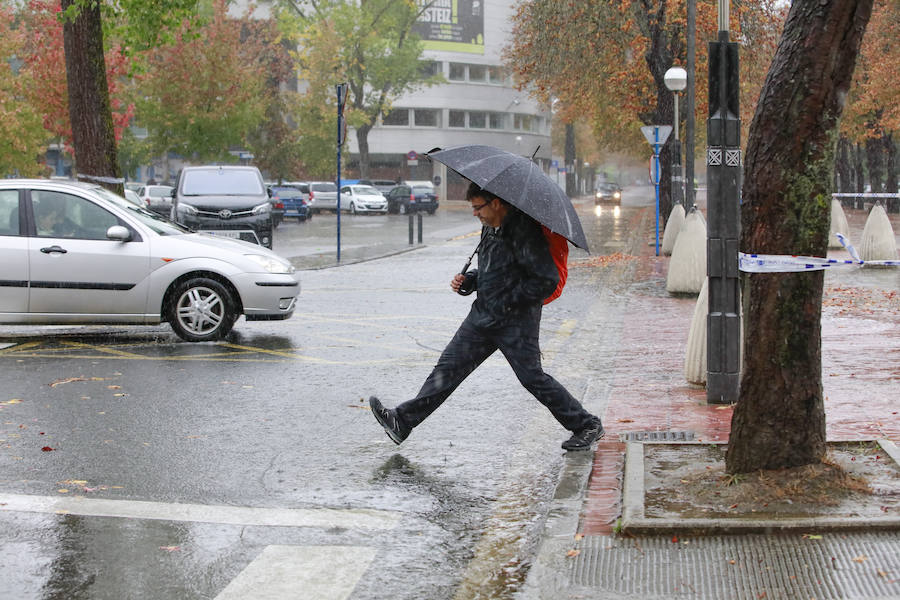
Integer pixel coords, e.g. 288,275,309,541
182,169,264,196
311,183,336,192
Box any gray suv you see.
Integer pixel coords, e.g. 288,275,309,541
172,166,274,248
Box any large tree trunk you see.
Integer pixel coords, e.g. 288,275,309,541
726,0,872,474
356,122,372,179
62,0,122,194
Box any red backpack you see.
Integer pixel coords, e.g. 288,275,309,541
541,226,569,304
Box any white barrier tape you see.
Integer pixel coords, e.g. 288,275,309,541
739,233,900,272
832,193,899,198
76,173,126,184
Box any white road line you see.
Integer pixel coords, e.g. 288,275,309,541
0,493,399,530
215,545,376,600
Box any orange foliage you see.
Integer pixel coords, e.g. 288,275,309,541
505,0,786,157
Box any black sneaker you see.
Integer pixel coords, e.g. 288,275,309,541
561,418,605,451
369,396,411,445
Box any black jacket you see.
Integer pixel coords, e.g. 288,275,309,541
460,208,558,329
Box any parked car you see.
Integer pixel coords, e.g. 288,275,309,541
0,179,299,342
595,182,622,204
386,183,439,214
171,165,274,248
137,184,175,216
370,179,399,195
269,185,311,222
339,185,388,214
307,181,338,214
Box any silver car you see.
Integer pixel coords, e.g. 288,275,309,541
307,181,338,214
0,179,299,342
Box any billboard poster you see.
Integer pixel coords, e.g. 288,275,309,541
413,0,484,54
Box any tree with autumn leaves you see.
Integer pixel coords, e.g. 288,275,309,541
278,0,441,179
504,0,785,216
836,0,900,204
0,4,48,177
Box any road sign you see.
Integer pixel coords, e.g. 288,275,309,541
641,125,672,148
406,151,418,160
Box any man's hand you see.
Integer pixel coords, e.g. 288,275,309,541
450,273,466,293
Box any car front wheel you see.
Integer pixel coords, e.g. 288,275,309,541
167,277,238,342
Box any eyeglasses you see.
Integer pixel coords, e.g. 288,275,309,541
471,202,489,212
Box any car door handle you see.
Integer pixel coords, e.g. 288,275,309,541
40,245,67,254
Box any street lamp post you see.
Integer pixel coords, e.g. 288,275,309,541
664,67,688,208
706,0,741,404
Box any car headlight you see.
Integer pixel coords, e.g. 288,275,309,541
614,191,621,199
252,202,271,215
177,202,198,216
245,254,295,274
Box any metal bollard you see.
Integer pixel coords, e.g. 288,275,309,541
408,213,414,245
417,212,423,244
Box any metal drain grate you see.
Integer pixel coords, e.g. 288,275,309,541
619,430,695,442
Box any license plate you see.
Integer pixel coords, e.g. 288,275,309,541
203,230,240,239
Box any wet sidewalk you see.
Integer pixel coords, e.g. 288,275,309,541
522,205,900,599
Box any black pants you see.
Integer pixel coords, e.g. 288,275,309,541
395,311,596,433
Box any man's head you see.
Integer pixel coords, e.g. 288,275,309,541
466,182,508,228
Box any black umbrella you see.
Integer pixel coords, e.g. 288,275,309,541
427,145,589,251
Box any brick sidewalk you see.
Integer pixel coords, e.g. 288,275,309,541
580,205,900,535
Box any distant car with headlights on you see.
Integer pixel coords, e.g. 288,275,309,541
594,182,622,205
0,179,299,341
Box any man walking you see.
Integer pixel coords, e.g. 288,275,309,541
370,182,604,451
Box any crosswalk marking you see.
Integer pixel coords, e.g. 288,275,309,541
215,545,376,600
0,493,399,530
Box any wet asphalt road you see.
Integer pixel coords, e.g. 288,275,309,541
0,190,655,599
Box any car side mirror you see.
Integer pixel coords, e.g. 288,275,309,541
107,225,132,241
170,188,177,198
267,187,273,198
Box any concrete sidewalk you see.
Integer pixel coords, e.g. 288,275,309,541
521,206,900,599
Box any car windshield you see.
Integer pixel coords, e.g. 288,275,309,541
181,169,264,196
311,183,336,192
92,187,190,236
599,183,618,191
149,187,173,197
353,186,381,196
271,187,301,197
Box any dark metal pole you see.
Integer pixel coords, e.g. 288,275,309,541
686,0,696,207
336,84,347,263
706,2,741,404
671,92,683,207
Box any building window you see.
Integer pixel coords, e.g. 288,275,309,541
415,109,440,127
382,108,409,126
514,114,533,131
449,63,466,81
488,66,505,84
468,64,486,82
489,113,505,130
419,60,440,77
468,112,486,129
449,110,465,128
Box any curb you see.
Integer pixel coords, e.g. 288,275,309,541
518,450,597,599
620,439,900,535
